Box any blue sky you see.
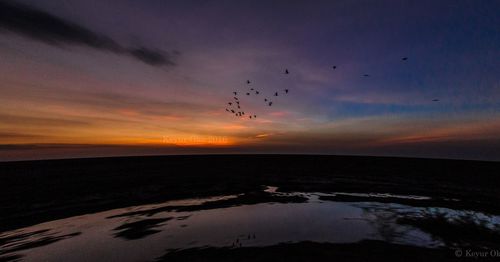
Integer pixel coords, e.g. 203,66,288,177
0,0,499,160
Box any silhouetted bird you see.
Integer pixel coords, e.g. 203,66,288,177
332,66,337,69
228,102,232,106
236,101,240,104
233,91,238,95
264,98,268,102
250,88,254,91
255,91,259,94
432,99,440,102
231,109,235,113
274,92,278,96
363,74,370,77
242,112,245,115
285,69,289,74
269,102,273,106
234,97,238,100
253,115,256,118
225,108,229,112
238,105,240,109
402,57,408,61
249,116,252,119
284,89,289,94
247,80,251,84
246,92,250,95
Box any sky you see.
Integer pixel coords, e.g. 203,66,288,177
0,0,499,161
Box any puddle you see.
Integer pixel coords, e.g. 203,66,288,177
1,186,499,261
331,192,431,200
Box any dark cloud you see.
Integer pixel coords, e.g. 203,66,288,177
0,0,177,67
0,113,90,127
129,47,175,67
0,132,48,139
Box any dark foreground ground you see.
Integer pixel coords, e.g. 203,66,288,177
158,241,497,262
1,154,499,233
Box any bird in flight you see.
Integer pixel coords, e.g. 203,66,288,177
432,99,440,102
222,56,418,121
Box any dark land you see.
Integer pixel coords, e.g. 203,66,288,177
1,154,499,233
2,155,500,261
158,240,492,262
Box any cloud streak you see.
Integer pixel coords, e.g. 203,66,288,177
0,0,176,67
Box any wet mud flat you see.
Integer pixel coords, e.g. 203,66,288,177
156,241,462,262
1,186,500,261
1,155,500,261
1,155,499,232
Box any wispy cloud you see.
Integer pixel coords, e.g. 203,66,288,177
0,0,177,67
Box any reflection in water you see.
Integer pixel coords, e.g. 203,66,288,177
0,254,23,262
0,230,80,261
0,230,50,246
355,204,500,249
113,218,172,240
0,186,499,261
106,195,241,218
397,208,500,248
333,192,431,200
107,190,306,219
156,240,451,262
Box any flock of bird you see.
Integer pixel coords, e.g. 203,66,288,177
224,68,291,120
224,57,439,119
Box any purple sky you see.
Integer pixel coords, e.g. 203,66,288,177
0,0,499,161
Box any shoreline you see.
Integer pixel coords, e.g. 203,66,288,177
1,155,499,232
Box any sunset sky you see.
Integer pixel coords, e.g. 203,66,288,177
0,0,499,161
